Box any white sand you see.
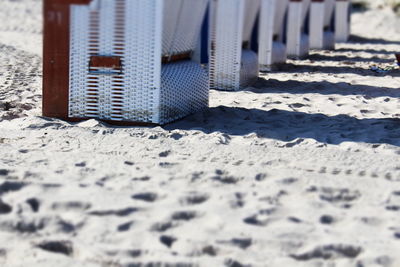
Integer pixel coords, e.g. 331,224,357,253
0,1,400,266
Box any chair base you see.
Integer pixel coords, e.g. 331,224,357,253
259,41,287,72
287,33,309,59
240,49,259,89
68,60,209,125
310,30,335,50
160,60,209,125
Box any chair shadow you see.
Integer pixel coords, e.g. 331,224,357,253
166,106,400,147
275,62,400,77
349,35,400,46
252,78,400,98
335,47,399,56
307,53,395,64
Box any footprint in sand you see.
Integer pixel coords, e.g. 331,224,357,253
0,181,27,195
171,211,197,221
36,241,73,256
290,244,362,261
132,192,158,202
52,201,91,212
117,221,134,232
0,200,12,214
159,235,177,248
221,238,253,250
320,215,335,225
26,198,40,213
179,192,209,206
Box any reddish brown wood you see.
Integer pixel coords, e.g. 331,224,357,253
161,52,192,64
90,56,122,70
42,0,92,119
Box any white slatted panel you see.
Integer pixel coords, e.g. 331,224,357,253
242,0,260,42
69,5,90,118
240,49,258,87
302,0,311,23
274,0,288,36
162,0,209,56
123,0,163,123
335,1,350,42
69,0,163,123
324,0,335,27
162,0,182,56
209,0,245,91
69,0,208,124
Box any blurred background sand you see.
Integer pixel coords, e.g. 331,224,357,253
0,0,400,266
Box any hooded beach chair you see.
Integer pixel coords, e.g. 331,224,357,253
335,0,351,42
258,0,289,71
208,0,261,91
309,0,336,50
286,0,311,58
43,0,209,125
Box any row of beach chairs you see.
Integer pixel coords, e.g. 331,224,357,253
43,0,351,125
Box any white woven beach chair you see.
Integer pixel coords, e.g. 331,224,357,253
309,0,336,50
258,0,289,71
335,0,351,42
286,0,311,58
209,0,261,91
43,0,209,125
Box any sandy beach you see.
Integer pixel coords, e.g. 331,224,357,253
1,1,400,266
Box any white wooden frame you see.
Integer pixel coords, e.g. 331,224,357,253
258,0,289,71
209,0,260,91
335,0,351,42
309,0,336,50
286,0,311,58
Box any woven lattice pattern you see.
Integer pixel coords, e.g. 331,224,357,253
210,0,259,91
69,0,162,122
68,0,208,124
240,49,259,88
162,0,209,56
209,0,244,91
160,61,209,124
69,5,90,118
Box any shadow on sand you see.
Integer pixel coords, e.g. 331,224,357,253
252,78,400,98
166,106,400,147
349,35,400,46
275,62,400,77
335,47,399,56
307,53,395,64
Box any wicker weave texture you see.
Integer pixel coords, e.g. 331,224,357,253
160,61,209,124
210,0,259,91
240,49,259,88
69,0,208,124
162,0,209,56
